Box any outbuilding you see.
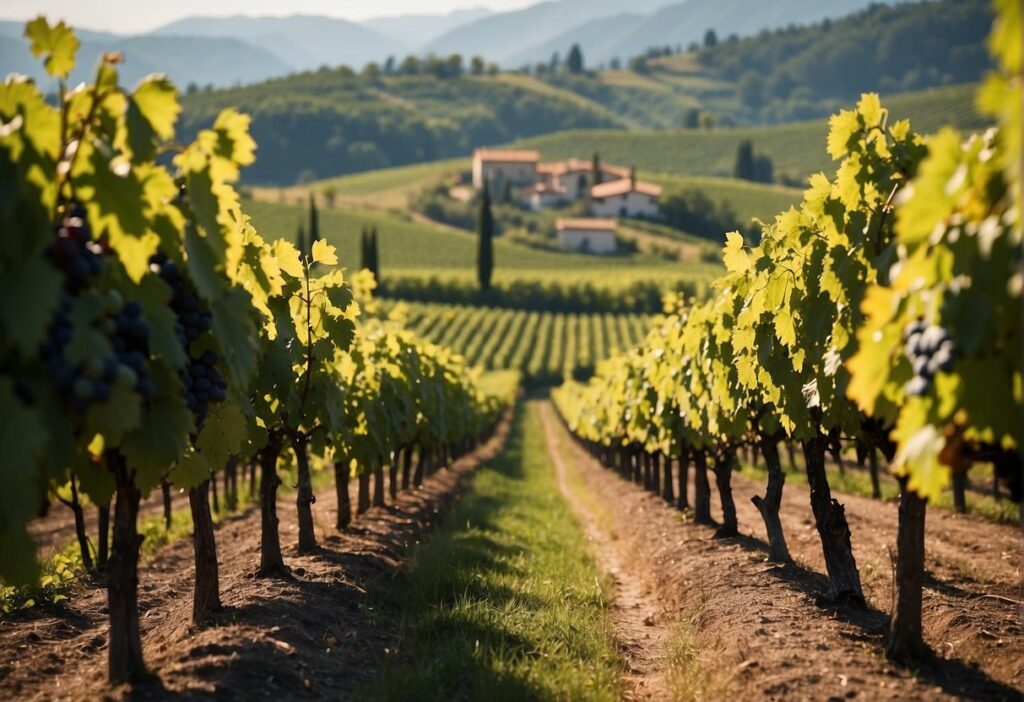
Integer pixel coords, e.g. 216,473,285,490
555,218,618,254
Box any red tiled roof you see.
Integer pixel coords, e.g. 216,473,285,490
556,218,617,231
590,178,662,199
474,149,539,163
538,159,629,178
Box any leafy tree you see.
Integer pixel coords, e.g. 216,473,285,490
470,56,485,75
738,71,764,110
477,183,494,290
703,29,718,48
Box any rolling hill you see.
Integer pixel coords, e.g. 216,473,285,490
363,8,493,47
507,83,990,182
0,22,292,89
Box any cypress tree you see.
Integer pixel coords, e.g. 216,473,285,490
308,196,320,256
359,225,369,271
477,183,494,291
296,222,307,261
370,226,380,279
591,151,602,187
733,139,755,181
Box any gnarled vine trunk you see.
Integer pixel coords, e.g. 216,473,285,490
401,446,413,490
886,477,927,662
802,434,863,602
97,502,110,572
751,437,791,562
373,461,386,507
357,471,371,513
66,473,94,574
951,470,967,513
335,460,351,530
161,480,172,531
257,435,288,578
693,449,713,525
413,447,426,487
712,448,738,537
662,453,674,503
107,453,146,684
677,449,690,510
291,432,318,554
188,479,220,625
389,453,399,500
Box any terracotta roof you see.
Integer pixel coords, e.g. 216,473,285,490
556,218,617,231
538,159,629,178
474,149,539,163
591,178,662,199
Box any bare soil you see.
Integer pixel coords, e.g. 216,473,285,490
0,408,512,701
540,401,1024,702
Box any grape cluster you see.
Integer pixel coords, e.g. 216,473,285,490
149,252,226,426
41,291,154,412
903,320,955,397
47,204,106,292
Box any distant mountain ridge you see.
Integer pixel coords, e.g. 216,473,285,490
150,14,407,72
364,8,493,47
0,21,291,88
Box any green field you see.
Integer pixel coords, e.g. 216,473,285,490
506,83,988,181
244,199,686,271
369,403,622,700
389,301,652,384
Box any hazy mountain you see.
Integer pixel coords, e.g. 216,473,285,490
419,0,677,64
363,8,493,48
0,27,292,89
600,0,914,63
505,13,645,69
150,15,407,71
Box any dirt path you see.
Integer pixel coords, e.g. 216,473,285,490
0,409,513,701
539,403,670,701
539,401,1023,701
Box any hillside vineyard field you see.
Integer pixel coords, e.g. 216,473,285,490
1,3,1022,702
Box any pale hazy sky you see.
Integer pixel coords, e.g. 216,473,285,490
0,1,537,34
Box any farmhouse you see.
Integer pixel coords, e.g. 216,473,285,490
529,182,568,211
472,149,539,189
590,178,662,218
537,158,630,201
555,218,618,254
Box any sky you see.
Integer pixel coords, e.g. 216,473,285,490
0,1,537,34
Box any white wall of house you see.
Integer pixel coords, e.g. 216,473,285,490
472,161,537,189
590,192,659,218
555,171,590,201
531,191,566,211
557,229,617,254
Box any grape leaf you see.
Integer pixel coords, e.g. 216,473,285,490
0,380,48,585
0,256,61,358
311,239,338,266
24,17,79,79
196,400,247,469
169,449,211,489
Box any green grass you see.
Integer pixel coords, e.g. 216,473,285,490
367,402,622,701
738,455,1021,525
508,83,989,182
244,199,682,272
648,173,803,228
265,158,469,210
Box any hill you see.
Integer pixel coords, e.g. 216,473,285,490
149,15,407,73
692,0,993,123
508,83,990,182
420,0,675,66
0,23,292,89
363,8,493,47
180,72,622,185
599,0,913,65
